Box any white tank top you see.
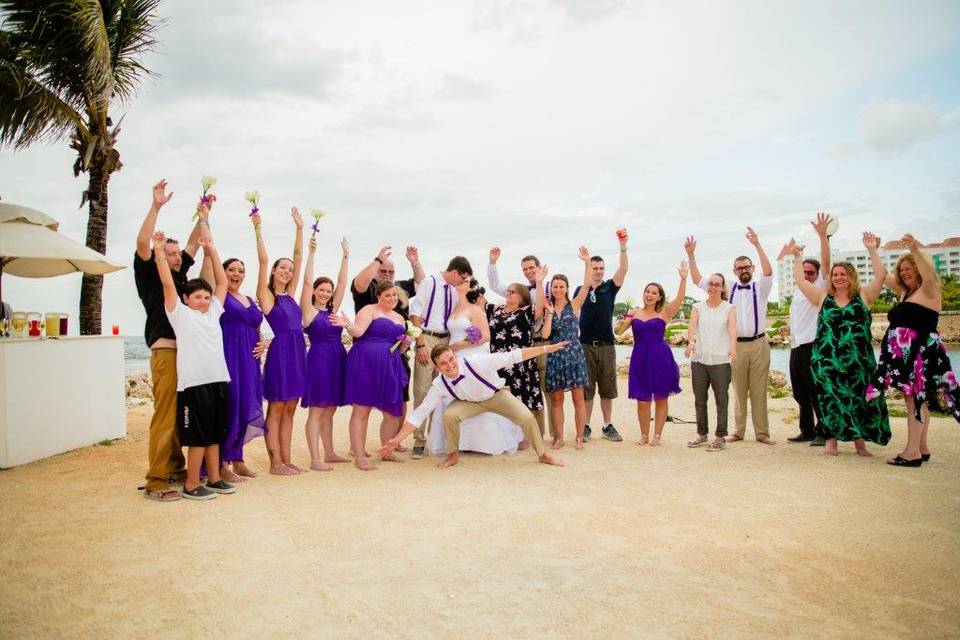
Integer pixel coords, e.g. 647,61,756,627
692,300,733,366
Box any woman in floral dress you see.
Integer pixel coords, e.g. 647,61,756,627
868,234,960,467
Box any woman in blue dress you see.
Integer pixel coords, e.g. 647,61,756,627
542,247,592,450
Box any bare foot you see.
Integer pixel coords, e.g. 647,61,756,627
310,459,334,471
575,438,584,450
354,457,377,471
380,452,405,463
637,435,649,446
270,464,298,475
324,453,350,463
437,452,459,469
551,438,566,450
234,462,258,478
518,439,530,451
824,444,839,457
650,435,661,447
221,468,245,483
539,453,565,467
395,444,409,453
284,462,305,474
856,447,873,458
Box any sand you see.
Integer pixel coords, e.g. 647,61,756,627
1,382,958,639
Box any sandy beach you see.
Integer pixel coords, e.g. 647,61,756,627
1,380,957,639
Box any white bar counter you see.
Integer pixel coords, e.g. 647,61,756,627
0,335,126,468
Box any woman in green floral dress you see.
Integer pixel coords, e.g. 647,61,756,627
789,233,890,456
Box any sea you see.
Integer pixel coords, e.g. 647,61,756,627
123,336,959,384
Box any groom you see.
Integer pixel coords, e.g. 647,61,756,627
379,344,569,468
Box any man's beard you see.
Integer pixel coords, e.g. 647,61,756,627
738,271,751,284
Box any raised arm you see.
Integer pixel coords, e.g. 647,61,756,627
332,237,350,313
486,247,509,298
136,180,174,260
199,234,228,304
152,231,179,312
533,264,548,320
903,234,941,299
571,246,592,314
811,212,833,279
791,244,826,306
252,213,274,315
661,261,689,319
300,236,318,327
185,194,215,258
611,230,629,287
859,232,887,307
541,296,555,339
684,236,704,287
405,246,425,285
746,226,773,277
354,246,391,294
286,208,304,297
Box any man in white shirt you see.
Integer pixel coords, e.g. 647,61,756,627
409,256,473,458
687,227,776,444
779,214,832,446
380,343,568,468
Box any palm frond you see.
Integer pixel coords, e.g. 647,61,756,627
0,57,87,147
103,0,161,101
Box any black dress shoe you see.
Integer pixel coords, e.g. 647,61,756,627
809,436,826,447
787,433,814,443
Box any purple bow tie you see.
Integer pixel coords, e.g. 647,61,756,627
450,374,465,385
736,283,752,290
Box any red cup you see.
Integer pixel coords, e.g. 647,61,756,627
112,324,120,336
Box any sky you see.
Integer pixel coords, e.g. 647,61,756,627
2,0,959,335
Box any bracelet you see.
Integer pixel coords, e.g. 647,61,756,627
155,255,167,262
374,257,383,264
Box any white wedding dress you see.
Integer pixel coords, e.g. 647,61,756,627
426,316,524,456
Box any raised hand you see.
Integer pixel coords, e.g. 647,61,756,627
616,228,629,249
684,235,697,257
341,237,350,257
377,246,392,263
151,230,166,248
678,260,689,279
250,212,262,227
152,179,173,208
901,233,920,251
811,212,833,238
308,236,317,253
404,246,418,263
777,237,797,261
535,264,549,283
489,247,501,264
862,232,881,251
578,246,590,262
745,226,760,246
291,207,303,229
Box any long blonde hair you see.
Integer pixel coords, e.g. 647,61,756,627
827,262,861,298
893,251,937,296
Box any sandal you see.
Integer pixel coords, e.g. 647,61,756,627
887,455,922,467
143,487,181,502
706,437,726,451
687,435,708,448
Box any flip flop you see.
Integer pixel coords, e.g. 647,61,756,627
143,488,181,502
887,455,922,467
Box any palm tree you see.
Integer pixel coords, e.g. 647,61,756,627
0,1,161,334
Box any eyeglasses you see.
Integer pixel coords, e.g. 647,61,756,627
734,265,754,272
506,289,518,295
802,270,817,276
707,281,723,287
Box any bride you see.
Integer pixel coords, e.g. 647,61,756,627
427,279,525,456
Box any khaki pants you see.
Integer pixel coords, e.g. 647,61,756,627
443,389,546,457
731,338,770,438
145,349,186,491
412,332,449,445
535,348,554,438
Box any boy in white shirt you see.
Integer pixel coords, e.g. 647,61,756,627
153,226,234,500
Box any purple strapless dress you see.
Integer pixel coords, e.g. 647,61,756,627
343,317,409,416
628,317,681,401
302,309,347,408
263,294,306,402
220,294,267,461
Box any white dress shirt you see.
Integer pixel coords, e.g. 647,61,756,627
699,274,773,338
410,272,455,332
407,351,524,427
789,275,825,348
487,263,544,305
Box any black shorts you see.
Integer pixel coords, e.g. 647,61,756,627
177,382,229,447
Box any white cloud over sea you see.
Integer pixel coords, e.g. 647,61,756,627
1,0,959,333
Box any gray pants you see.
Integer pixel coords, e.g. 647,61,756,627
691,362,731,437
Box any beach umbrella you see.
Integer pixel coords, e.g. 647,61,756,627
0,202,125,302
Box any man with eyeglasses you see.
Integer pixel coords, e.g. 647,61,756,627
351,245,425,318
686,227,775,445
573,230,630,443
777,213,832,446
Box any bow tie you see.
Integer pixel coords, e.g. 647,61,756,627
450,374,465,385
736,283,752,290
528,284,536,290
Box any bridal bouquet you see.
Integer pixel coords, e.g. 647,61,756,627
245,190,261,217
310,209,327,237
191,175,217,221
465,325,482,344
390,321,422,352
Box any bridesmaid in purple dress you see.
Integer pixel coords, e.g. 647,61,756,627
299,234,350,471
617,260,688,446
333,281,410,471
219,258,266,481
252,208,306,475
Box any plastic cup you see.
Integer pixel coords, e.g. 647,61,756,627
59,314,69,335
112,324,120,336
45,313,60,337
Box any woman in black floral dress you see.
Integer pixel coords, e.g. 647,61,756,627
486,266,548,420
868,234,960,467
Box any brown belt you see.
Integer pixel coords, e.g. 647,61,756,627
421,329,450,339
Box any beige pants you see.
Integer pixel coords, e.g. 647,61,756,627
412,332,449,445
442,389,546,457
145,349,186,491
535,348,554,438
731,338,770,438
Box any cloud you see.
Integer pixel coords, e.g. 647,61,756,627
833,100,959,156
